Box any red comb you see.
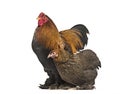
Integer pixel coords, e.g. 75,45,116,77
39,12,45,17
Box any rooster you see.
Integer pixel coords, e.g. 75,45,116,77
32,12,89,89
47,49,101,89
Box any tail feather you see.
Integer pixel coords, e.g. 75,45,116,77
81,49,101,70
59,24,89,54
71,24,89,47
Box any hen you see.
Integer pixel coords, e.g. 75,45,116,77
48,49,101,89
32,12,89,89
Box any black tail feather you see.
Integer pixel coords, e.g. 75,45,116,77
71,24,89,47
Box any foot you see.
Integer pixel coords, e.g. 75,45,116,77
45,78,55,86
49,83,60,89
39,84,49,89
58,83,75,90
39,78,55,89
76,85,95,90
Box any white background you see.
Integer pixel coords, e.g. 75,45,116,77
0,0,120,94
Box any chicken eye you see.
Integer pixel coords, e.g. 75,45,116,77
52,52,56,55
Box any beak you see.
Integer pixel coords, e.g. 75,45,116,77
47,54,52,58
36,17,41,20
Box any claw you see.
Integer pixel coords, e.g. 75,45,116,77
39,84,49,89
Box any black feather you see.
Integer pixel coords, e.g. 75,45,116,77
71,24,89,47
32,37,64,88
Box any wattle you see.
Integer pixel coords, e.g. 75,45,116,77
38,20,44,26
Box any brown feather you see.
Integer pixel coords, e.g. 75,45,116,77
35,16,64,50
48,49,101,87
35,13,88,54
60,29,84,53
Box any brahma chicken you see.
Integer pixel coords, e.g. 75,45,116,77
32,12,89,89
48,49,101,89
